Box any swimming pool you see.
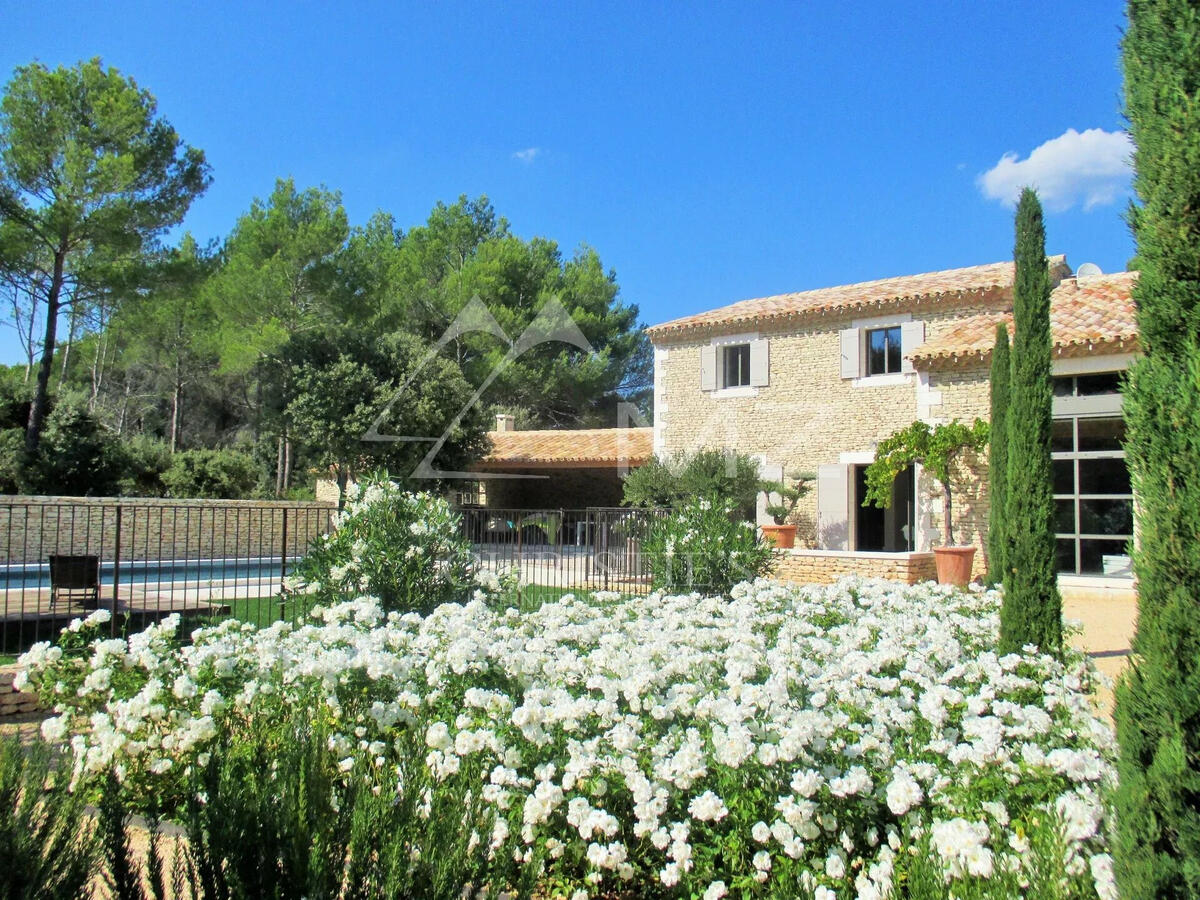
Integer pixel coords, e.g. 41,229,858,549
0,556,291,591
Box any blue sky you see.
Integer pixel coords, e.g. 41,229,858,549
1,1,1133,363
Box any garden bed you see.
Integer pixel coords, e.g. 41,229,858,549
19,577,1118,898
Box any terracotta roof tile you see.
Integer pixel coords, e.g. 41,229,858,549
646,257,1070,340
474,427,653,470
910,271,1139,365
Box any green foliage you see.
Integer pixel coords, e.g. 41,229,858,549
642,495,774,593
863,418,988,546
986,324,1011,587
291,475,477,614
1114,1,1200,893
998,190,1062,657
279,328,489,497
180,709,495,899
0,737,96,899
759,468,815,525
115,435,171,497
622,448,762,519
0,57,209,452
160,447,261,499
17,396,126,496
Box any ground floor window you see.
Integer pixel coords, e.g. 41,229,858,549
1052,415,1132,576
854,464,914,551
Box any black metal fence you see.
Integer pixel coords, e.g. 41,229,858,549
0,500,667,656
0,500,337,654
460,506,666,602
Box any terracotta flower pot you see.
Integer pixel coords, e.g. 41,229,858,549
934,545,976,586
761,524,797,549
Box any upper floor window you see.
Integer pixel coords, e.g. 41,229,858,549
840,320,923,380
722,343,751,388
866,326,902,375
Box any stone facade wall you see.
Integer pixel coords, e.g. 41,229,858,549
654,297,1007,567
0,497,336,565
771,549,938,585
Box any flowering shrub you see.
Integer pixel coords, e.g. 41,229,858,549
20,577,1117,898
642,495,774,594
293,475,478,613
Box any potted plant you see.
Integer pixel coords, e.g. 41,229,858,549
758,468,814,549
863,419,989,585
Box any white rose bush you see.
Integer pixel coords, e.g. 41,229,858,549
19,570,1119,898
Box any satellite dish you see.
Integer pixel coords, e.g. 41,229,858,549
1076,262,1103,278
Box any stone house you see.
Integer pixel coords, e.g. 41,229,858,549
646,258,1138,586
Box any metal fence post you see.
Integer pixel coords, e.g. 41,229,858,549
279,508,289,622
110,505,122,637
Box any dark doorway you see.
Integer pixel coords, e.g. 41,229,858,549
854,465,914,551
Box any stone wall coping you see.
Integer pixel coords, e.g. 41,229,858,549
0,495,335,509
776,548,936,561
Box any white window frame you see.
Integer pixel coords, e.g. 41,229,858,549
864,324,904,376
720,342,752,389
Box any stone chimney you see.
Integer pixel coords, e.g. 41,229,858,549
495,413,516,432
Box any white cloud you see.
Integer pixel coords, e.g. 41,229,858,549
512,147,540,164
978,128,1133,212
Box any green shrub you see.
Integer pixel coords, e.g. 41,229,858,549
292,474,477,614
622,448,762,518
0,737,96,899
115,436,172,497
161,447,261,499
642,494,773,594
17,397,126,496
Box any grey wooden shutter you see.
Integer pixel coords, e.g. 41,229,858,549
900,321,926,373
840,328,860,379
817,464,851,550
749,339,769,387
700,345,717,391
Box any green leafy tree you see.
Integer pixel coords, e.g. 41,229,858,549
118,234,218,452
998,189,1061,656
622,448,762,519
862,419,989,546
1113,1,1200,893
986,324,1011,586
279,329,489,502
207,178,349,492
0,58,209,453
382,196,652,427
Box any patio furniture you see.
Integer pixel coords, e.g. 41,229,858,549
48,554,100,612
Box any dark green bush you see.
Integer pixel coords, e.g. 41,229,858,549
17,397,126,496
622,448,761,519
115,436,172,497
161,447,261,499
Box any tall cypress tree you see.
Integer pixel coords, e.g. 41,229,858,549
1114,1,1200,893
986,323,1011,587
998,189,1061,656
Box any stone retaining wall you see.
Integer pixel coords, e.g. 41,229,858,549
0,666,40,719
0,496,336,565
772,549,938,585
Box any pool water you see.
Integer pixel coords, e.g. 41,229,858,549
0,557,291,591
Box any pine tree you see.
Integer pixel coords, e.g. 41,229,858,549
1113,1,1200,893
998,189,1061,656
986,323,1011,587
